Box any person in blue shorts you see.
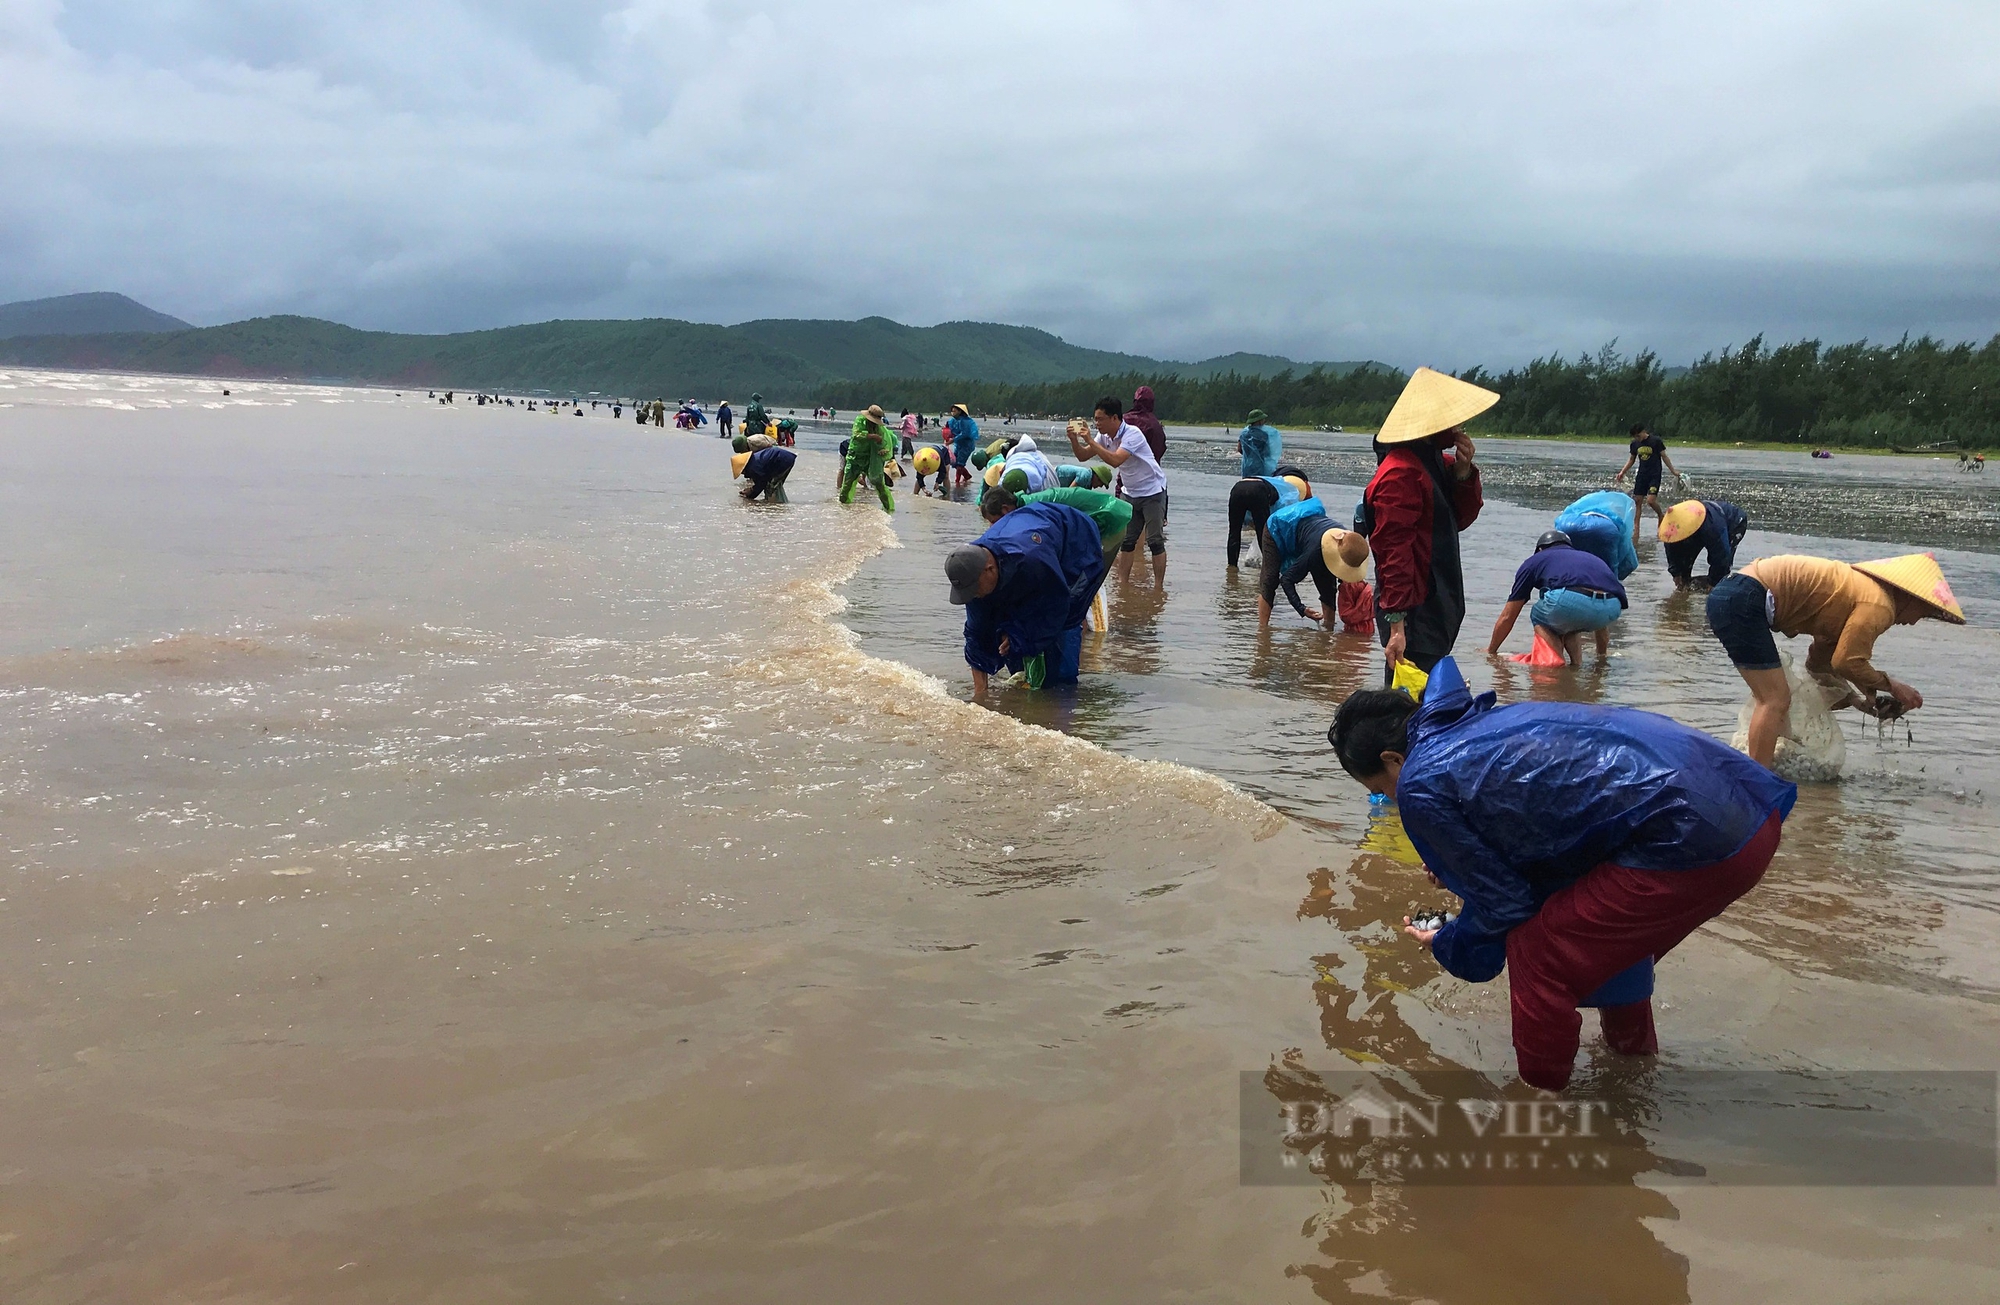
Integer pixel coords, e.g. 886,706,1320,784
1485,530,1628,665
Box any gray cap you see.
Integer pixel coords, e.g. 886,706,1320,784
945,545,991,605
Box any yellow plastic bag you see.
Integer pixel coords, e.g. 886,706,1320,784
1391,659,1430,700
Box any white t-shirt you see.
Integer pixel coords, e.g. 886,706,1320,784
1111,422,1166,497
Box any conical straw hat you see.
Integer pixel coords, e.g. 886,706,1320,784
730,450,753,477
1852,553,1964,624
1658,500,1706,542
1375,367,1500,445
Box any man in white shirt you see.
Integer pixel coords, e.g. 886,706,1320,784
1067,396,1169,586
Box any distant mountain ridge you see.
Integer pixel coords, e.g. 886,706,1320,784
0,297,1378,396
0,292,190,339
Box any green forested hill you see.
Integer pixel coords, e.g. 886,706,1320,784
0,305,1366,396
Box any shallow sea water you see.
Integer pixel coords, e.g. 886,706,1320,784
3,374,1999,1304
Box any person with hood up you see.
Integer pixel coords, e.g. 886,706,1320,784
743,393,770,438
1328,657,1797,1091
1257,493,1369,631
732,446,795,503
945,404,980,487
1227,464,1311,568
1124,385,1168,464
1237,409,1283,478
999,434,1057,493
1658,499,1750,589
946,499,1109,695
839,405,897,512
1361,368,1490,680
1551,490,1639,580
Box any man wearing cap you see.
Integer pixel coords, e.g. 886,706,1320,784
1706,553,1963,766
1659,499,1750,589
840,406,898,512
1257,494,1369,631
947,499,1108,696
1226,465,1311,569
732,445,796,503
1238,409,1283,478
945,404,980,488
1485,531,1628,665
1362,368,1490,679
1067,395,1170,586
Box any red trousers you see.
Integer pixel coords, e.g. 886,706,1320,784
1506,813,1783,1091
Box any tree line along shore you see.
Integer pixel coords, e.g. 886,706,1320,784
816,334,2000,451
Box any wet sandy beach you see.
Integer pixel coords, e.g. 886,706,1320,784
4,373,1999,1302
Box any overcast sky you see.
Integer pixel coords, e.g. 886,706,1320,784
3,0,1996,366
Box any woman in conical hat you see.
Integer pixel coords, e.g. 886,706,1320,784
1706,551,1962,766
1362,367,1495,682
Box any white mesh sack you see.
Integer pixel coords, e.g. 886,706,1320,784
1728,651,1848,782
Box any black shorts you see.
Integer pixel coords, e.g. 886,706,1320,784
1632,472,1662,499
1705,574,1781,671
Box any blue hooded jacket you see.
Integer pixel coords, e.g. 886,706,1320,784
1239,423,1283,477
962,502,1107,675
1397,658,1797,983
1264,495,1326,569
1554,490,1639,580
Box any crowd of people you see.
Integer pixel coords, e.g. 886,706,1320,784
718,366,1967,1091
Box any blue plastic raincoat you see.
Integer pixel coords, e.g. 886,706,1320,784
1396,657,1797,984
1554,490,1639,580
1239,423,1283,477
1263,495,1326,569
961,502,1107,676
1261,475,1303,510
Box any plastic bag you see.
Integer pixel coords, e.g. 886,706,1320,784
1510,627,1569,666
1728,651,1847,781
1391,659,1430,700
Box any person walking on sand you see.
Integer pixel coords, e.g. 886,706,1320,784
1705,553,1962,766
899,408,919,459
839,405,898,512
1612,424,1678,547
1067,396,1169,587
717,401,734,441
1329,657,1797,1092
1361,368,1489,682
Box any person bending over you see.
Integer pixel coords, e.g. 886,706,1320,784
1330,657,1796,1091
1706,553,1960,766
1226,464,1310,568
1257,495,1368,631
1659,499,1749,589
732,446,795,503
946,499,1108,695
1486,530,1628,665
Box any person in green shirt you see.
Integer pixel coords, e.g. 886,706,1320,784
840,405,897,511
981,484,1131,570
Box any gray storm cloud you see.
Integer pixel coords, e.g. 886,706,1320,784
1,0,1995,366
